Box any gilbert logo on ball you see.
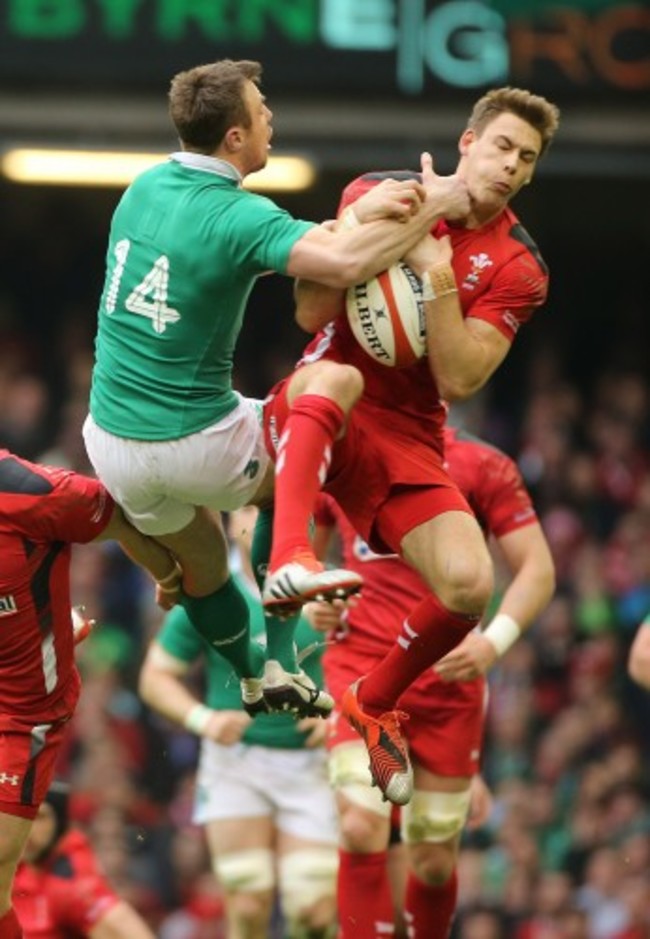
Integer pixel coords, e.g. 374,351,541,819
346,262,426,368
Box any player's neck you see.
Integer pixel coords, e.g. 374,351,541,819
465,202,504,229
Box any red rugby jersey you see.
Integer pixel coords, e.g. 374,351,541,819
315,426,537,656
0,450,113,720
13,829,120,937
299,171,548,444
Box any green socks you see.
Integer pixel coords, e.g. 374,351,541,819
181,577,264,679
252,506,300,673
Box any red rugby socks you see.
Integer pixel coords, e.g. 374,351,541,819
404,869,458,939
269,394,345,570
337,850,394,939
358,592,478,714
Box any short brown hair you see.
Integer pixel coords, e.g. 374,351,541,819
467,87,560,156
168,59,262,152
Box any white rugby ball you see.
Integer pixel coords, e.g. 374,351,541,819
346,262,426,368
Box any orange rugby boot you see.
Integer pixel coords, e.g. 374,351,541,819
341,679,413,805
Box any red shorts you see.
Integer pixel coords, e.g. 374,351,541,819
325,643,486,778
264,379,471,553
0,712,75,820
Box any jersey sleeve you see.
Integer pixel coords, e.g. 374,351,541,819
473,449,538,538
223,193,315,274
46,470,115,544
1,455,114,544
466,250,548,342
156,604,205,663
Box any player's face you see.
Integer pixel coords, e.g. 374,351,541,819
240,80,273,174
458,112,541,217
22,802,57,863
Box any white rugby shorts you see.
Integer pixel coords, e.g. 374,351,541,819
83,396,270,535
193,739,338,844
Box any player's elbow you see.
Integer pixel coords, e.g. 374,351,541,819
537,554,557,608
295,305,331,334
436,375,482,402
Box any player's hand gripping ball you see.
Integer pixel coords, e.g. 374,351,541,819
346,262,426,368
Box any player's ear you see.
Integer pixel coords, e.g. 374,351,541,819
458,129,474,157
224,126,243,153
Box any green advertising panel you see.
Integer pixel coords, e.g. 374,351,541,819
1,0,647,98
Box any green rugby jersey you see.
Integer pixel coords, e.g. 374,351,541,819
156,573,326,749
90,153,314,439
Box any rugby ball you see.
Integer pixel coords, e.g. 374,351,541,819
346,262,426,368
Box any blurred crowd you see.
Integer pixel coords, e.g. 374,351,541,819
1,201,649,937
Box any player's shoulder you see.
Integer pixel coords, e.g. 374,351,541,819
445,426,522,486
500,207,548,276
0,450,57,496
339,169,422,211
444,425,510,464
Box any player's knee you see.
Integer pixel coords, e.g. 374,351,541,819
329,744,391,851
278,849,338,938
214,847,275,895
401,788,469,885
408,841,457,886
219,864,274,938
338,798,387,852
308,361,364,411
442,553,493,615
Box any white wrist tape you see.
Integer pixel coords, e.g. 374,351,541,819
420,270,436,301
482,613,521,657
339,206,360,230
157,562,182,592
183,703,212,736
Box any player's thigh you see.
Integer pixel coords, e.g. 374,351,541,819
194,741,275,837
401,509,493,610
0,812,32,899
204,816,275,858
272,748,338,847
286,360,364,414
154,506,229,595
